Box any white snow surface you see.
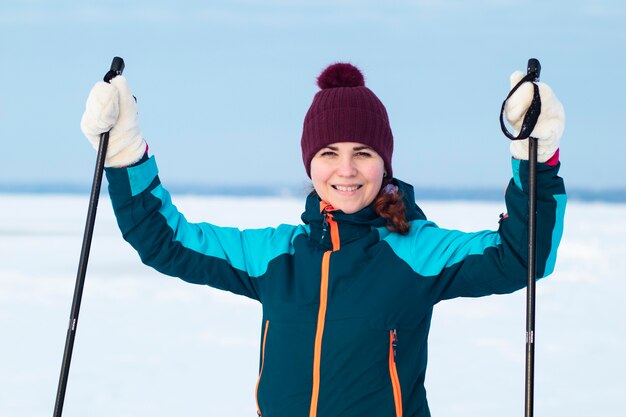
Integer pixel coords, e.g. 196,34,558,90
1,194,624,417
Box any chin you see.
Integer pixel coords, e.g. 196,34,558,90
336,203,363,214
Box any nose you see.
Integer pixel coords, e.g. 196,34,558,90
336,155,357,177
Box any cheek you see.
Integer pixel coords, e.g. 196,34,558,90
362,163,385,184
311,162,329,183
310,163,331,196
362,165,385,203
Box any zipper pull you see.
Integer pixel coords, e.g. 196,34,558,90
320,208,329,244
392,329,398,360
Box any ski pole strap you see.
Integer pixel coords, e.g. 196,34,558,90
499,73,542,141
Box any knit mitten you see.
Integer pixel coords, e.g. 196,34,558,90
505,71,565,163
80,76,146,167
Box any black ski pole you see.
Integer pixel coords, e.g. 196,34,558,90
53,56,125,417
523,58,541,417
499,58,542,417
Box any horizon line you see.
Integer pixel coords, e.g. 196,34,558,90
0,182,624,203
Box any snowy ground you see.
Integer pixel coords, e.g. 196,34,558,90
1,194,624,417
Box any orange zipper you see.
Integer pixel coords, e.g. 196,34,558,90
309,206,340,417
255,320,270,416
389,329,403,417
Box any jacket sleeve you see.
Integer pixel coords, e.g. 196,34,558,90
384,158,566,302
105,155,303,302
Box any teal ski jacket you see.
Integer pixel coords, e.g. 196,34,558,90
105,155,566,417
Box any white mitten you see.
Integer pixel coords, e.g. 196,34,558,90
505,71,565,163
80,76,146,167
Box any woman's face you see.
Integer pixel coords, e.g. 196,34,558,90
310,142,385,214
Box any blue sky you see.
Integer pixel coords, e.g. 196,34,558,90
1,0,624,190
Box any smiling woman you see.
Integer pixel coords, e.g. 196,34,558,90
78,61,566,417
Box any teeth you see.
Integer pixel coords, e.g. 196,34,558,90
335,185,359,192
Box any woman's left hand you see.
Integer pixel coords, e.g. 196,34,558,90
504,71,565,162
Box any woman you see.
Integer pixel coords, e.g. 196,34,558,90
80,62,566,417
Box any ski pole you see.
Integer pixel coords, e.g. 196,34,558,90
53,56,125,417
499,58,542,417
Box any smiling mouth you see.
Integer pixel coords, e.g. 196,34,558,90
332,185,362,192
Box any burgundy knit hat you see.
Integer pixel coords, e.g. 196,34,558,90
301,63,394,178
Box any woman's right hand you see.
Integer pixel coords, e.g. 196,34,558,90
80,76,147,167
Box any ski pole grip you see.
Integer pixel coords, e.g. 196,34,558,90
499,58,542,141
527,58,541,82
103,56,125,83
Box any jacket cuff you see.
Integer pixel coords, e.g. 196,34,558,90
106,155,159,200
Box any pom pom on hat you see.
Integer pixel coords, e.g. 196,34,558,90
317,63,365,89
301,62,394,178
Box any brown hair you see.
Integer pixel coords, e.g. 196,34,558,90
373,179,411,235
